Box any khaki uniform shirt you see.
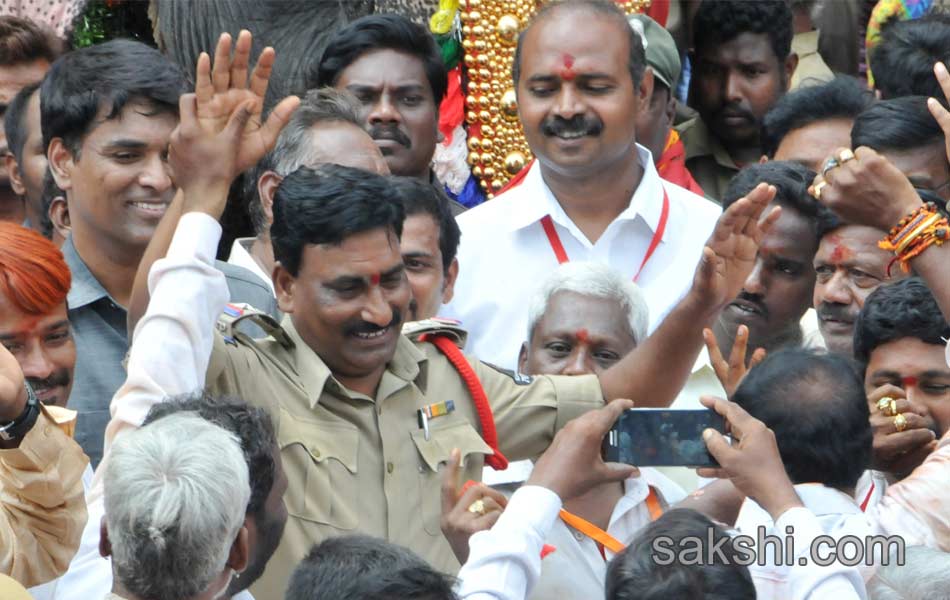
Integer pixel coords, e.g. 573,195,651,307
207,316,604,598
791,31,834,89
676,116,741,203
0,407,88,587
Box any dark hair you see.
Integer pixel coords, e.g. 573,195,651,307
761,76,875,157
733,348,872,490
870,10,950,99
693,0,794,64
723,161,833,245
248,87,365,235
606,509,755,600
0,15,63,67
271,164,405,276
142,392,277,518
39,170,63,240
315,14,447,105
391,176,461,272
285,535,458,600
3,81,40,163
853,277,950,365
851,96,945,154
513,0,645,87
40,39,188,155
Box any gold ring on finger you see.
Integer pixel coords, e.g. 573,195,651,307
467,499,486,515
894,413,908,432
877,396,895,415
821,157,840,177
812,180,827,200
885,398,898,417
838,148,856,164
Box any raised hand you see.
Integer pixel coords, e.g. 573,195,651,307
928,62,950,171
704,326,766,398
439,449,508,564
0,343,27,423
689,184,779,317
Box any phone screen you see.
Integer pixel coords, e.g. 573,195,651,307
603,409,726,467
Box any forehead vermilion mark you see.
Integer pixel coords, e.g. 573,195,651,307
559,53,576,80
902,376,919,387
370,273,381,286
575,328,589,343
830,244,852,264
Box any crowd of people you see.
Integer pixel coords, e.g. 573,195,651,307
0,0,949,599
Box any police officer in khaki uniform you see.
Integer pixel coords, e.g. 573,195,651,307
137,31,779,597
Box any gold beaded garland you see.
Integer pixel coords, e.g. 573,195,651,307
460,0,651,198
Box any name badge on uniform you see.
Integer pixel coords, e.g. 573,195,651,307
417,400,456,441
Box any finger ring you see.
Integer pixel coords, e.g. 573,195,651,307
886,398,898,417
837,148,856,164
812,180,827,200
821,157,840,177
467,499,486,515
894,413,908,432
877,396,896,415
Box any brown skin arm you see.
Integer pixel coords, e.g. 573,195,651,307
597,184,779,407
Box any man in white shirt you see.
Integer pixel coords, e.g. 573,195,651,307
444,0,721,369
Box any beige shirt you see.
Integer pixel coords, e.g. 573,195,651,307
0,407,88,587
791,31,834,89
676,116,740,203
206,317,605,597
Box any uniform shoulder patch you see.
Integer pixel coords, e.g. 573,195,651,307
481,362,534,385
216,303,293,348
402,317,469,348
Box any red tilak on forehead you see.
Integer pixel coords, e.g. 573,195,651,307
902,376,919,387
575,328,589,343
559,53,576,80
830,244,852,264
370,273,381,286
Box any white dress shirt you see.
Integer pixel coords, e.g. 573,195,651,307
53,214,254,600
229,237,274,294
444,147,722,369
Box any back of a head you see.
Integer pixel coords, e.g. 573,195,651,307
851,96,945,153
391,176,460,271
285,534,457,600
271,164,405,276
4,82,40,164
867,546,950,599
104,412,250,600
315,13,447,104
733,348,872,490
0,15,63,67
525,261,649,344
605,509,755,600
762,76,875,157
692,0,793,62
40,38,187,153
0,221,70,315
870,10,950,99
853,277,950,365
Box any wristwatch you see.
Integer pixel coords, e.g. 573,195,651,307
0,382,40,442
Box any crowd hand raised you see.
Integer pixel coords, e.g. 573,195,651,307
527,399,638,502
697,396,802,521
928,62,950,172
689,184,779,320
168,30,299,216
867,385,937,478
439,448,508,564
704,325,766,398
810,146,922,232
0,343,27,423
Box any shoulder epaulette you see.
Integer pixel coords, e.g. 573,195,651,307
401,317,468,348
216,303,293,348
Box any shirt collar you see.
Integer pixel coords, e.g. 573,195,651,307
62,235,111,310
229,237,274,293
792,30,820,56
283,315,424,409
680,117,740,171
503,145,670,243
736,483,861,531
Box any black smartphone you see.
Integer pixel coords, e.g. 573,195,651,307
602,409,727,467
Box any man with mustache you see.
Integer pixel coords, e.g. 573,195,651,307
444,0,721,369
315,14,467,214
678,0,799,201
42,39,279,467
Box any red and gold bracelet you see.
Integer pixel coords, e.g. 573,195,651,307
879,203,950,275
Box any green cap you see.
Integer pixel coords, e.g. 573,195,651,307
628,14,681,90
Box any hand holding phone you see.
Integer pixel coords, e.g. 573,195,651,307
602,408,726,467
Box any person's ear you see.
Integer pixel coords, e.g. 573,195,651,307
227,525,250,573
257,170,283,229
99,517,112,558
784,53,799,91
47,138,75,191
273,262,296,314
440,258,459,305
518,342,529,375
637,68,655,109
663,94,677,128
5,154,26,195
48,196,71,242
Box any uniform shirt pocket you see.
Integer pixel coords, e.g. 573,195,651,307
411,421,493,535
278,411,360,531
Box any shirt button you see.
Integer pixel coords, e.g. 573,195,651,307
387,462,395,474
311,449,321,458
574,531,585,541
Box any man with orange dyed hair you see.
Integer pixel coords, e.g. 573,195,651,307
0,222,74,408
